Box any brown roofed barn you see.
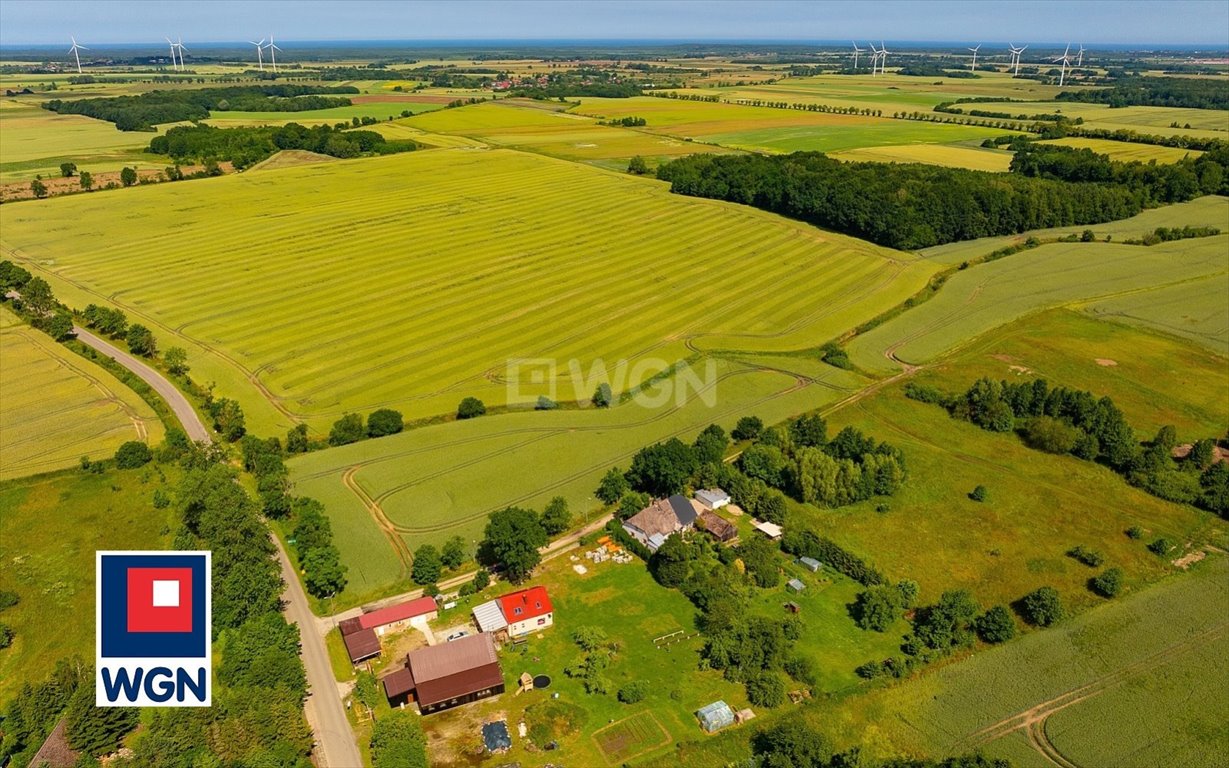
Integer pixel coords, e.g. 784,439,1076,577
382,632,505,714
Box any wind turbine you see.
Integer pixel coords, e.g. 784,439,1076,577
67,36,87,74
1052,44,1072,87
968,44,981,72
265,34,282,73
165,37,179,70
877,41,890,75
867,42,880,75
1076,44,1086,66
249,38,266,70
1008,44,1027,76
176,36,189,69
852,41,864,70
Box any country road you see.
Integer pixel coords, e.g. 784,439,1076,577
75,328,362,768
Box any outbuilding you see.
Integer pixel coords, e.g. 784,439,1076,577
696,700,736,733
358,596,439,637
697,511,737,543
796,556,821,573
786,578,806,593
472,598,509,635
694,488,731,510
410,632,506,714
751,519,783,540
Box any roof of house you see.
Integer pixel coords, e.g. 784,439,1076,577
625,495,698,538
342,627,381,664
382,663,416,699
752,519,783,538
697,511,737,539
472,598,509,633
358,596,438,630
695,488,730,506
29,719,79,768
498,586,552,623
409,632,504,707
338,616,363,636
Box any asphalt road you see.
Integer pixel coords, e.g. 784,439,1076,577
75,328,362,767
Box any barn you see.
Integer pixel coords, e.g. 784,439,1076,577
358,595,438,637
411,632,506,714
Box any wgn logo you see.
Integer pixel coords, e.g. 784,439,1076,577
96,551,211,706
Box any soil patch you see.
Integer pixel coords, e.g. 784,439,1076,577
1095,358,1118,366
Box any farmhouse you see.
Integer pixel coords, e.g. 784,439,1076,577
623,495,699,552
696,510,737,543
358,595,438,637
382,632,506,714
694,488,731,510
498,586,554,637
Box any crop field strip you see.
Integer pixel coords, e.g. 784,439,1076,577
0,308,162,479
1083,273,1229,355
831,143,1014,172
848,235,1229,373
2,147,920,436
1039,136,1205,164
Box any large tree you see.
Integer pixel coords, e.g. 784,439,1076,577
370,710,428,768
411,544,442,585
481,506,547,583
626,438,697,496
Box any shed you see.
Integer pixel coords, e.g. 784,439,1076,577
695,488,731,510
751,519,783,539
696,700,736,733
786,578,806,593
797,556,821,572
382,663,417,708
342,627,381,664
697,511,737,543
784,601,801,614
473,599,509,634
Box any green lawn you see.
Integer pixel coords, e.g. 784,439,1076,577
0,465,178,704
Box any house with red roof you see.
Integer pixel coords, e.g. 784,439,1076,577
358,595,438,637
497,586,553,638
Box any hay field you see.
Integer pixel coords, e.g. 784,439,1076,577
831,143,1013,171
848,234,1229,373
0,308,162,479
572,96,1008,153
1040,136,1204,163
1,148,929,438
961,100,1229,139
289,357,866,603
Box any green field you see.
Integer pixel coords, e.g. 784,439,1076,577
958,100,1229,140
290,357,866,604
0,465,178,703
0,147,933,437
0,98,168,182
822,556,1229,766
1083,273,1229,355
204,98,447,127
0,307,163,480
848,234,1229,374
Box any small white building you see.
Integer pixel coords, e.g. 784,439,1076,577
472,599,508,635
694,488,731,510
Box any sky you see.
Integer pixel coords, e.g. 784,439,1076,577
1,0,1227,47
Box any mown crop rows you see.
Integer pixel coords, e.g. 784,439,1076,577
1,148,926,436
0,308,162,479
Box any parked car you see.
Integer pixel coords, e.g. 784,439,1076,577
446,630,470,642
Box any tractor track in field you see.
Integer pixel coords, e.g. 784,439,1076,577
341,466,413,575
957,621,1229,763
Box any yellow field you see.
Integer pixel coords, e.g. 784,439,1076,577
1040,136,1204,163
0,148,936,435
0,308,162,479
832,143,1013,171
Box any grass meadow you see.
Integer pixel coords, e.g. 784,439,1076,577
1039,136,1205,164
960,101,1229,140
847,234,1229,373
0,307,163,480
0,465,178,703
290,358,866,606
0,147,929,436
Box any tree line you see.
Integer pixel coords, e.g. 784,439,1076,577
655,152,1146,250
43,84,359,131
1057,76,1229,110
1010,141,1229,199
148,122,417,170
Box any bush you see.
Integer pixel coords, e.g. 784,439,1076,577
457,396,486,419
732,415,764,441
1067,545,1105,567
1148,537,1174,556
114,440,152,469
1020,586,1064,626
617,680,649,703
473,569,490,591
969,485,988,502
853,585,901,632
974,605,1017,643
1126,525,1144,539
0,590,18,611
125,324,157,356
627,155,649,175
1023,416,1083,454
535,395,557,410
0,622,11,649
1091,567,1124,598
367,408,404,437
592,383,613,408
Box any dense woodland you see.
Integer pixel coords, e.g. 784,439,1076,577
148,123,416,168
43,84,359,130
1057,76,1229,110
656,143,1229,249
